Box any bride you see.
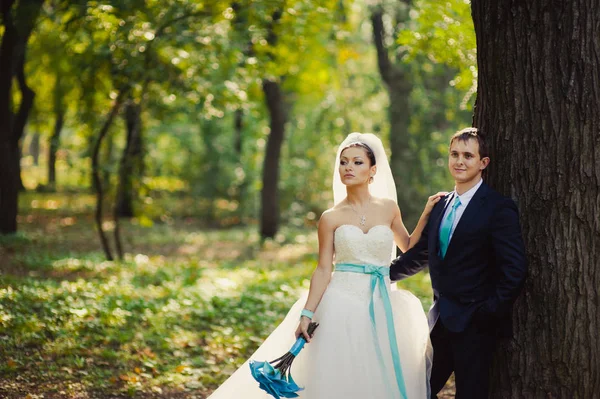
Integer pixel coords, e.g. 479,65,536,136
208,133,443,399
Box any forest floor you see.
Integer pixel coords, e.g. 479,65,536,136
0,192,454,398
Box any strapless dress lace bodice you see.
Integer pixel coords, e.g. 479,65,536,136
328,224,395,300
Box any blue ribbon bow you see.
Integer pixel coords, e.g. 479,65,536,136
335,263,408,399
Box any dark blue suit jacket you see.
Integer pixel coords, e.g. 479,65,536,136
390,182,527,337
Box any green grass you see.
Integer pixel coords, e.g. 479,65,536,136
0,192,432,398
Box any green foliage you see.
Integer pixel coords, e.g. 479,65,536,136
0,193,432,396
398,0,477,109
21,1,471,226
19,1,477,225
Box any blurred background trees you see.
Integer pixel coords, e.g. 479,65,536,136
2,1,598,397
2,0,475,240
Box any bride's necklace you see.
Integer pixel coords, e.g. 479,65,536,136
348,196,372,227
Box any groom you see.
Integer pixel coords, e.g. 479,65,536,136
390,127,527,398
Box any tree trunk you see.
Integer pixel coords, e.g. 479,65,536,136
371,5,421,222
200,117,221,222
388,81,416,209
258,8,286,239
0,1,18,234
233,108,249,220
260,79,287,238
115,100,143,218
48,109,64,189
13,53,35,192
0,0,43,233
92,90,127,261
234,108,243,156
48,69,66,189
29,132,40,166
101,132,114,190
472,1,600,397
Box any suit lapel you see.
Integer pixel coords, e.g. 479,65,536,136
446,183,489,254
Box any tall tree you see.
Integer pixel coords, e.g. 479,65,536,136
48,70,66,189
0,0,45,234
114,99,143,218
370,1,421,221
92,89,128,261
471,1,600,397
259,8,288,239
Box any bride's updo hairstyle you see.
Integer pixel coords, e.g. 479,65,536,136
340,142,376,166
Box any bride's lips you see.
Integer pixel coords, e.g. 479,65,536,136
344,174,354,178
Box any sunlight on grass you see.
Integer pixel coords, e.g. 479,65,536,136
0,192,433,397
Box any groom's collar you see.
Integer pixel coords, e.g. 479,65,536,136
453,178,484,205
442,180,487,212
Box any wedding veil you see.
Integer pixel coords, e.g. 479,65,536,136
332,132,398,261
332,132,398,206
332,133,433,397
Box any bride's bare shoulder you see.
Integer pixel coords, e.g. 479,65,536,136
371,196,400,217
319,205,346,230
371,196,398,209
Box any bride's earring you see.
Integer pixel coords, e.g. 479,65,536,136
369,176,374,184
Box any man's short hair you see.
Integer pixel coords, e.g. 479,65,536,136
450,127,489,158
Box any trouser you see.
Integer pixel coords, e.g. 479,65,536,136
429,318,496,399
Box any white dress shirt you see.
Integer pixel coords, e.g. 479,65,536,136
439,178,483,242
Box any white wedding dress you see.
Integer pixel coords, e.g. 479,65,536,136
208,224,432,399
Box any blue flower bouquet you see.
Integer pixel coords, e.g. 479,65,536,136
249,322,319,399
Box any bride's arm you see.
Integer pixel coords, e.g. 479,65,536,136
294,211,335,342
391,192,447,252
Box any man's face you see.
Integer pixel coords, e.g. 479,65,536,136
448,138,489,184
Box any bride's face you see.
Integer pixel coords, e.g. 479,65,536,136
339,147,376,186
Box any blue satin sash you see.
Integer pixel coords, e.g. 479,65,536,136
335,263,408,399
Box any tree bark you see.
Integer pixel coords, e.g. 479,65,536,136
200,117,221,222
260,79,287,238
0,1,18,234
113,99,143,260
0,0,43,233
13,53,35,192
259,8,287,239
115,100,143,218
48,69,66,189
29,132,40,166
233,108,248,219
472,1,600,397
234,108,243,156
48,109,64,189
371,4,421,221
92,90,127,261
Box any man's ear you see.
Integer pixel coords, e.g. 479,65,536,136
480,157,490,170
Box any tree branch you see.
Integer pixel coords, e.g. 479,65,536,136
371,6,392,85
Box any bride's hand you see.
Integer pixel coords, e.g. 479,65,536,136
295,316,312,342
423,192,448,215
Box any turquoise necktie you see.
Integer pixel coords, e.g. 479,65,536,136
439,196,461,258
